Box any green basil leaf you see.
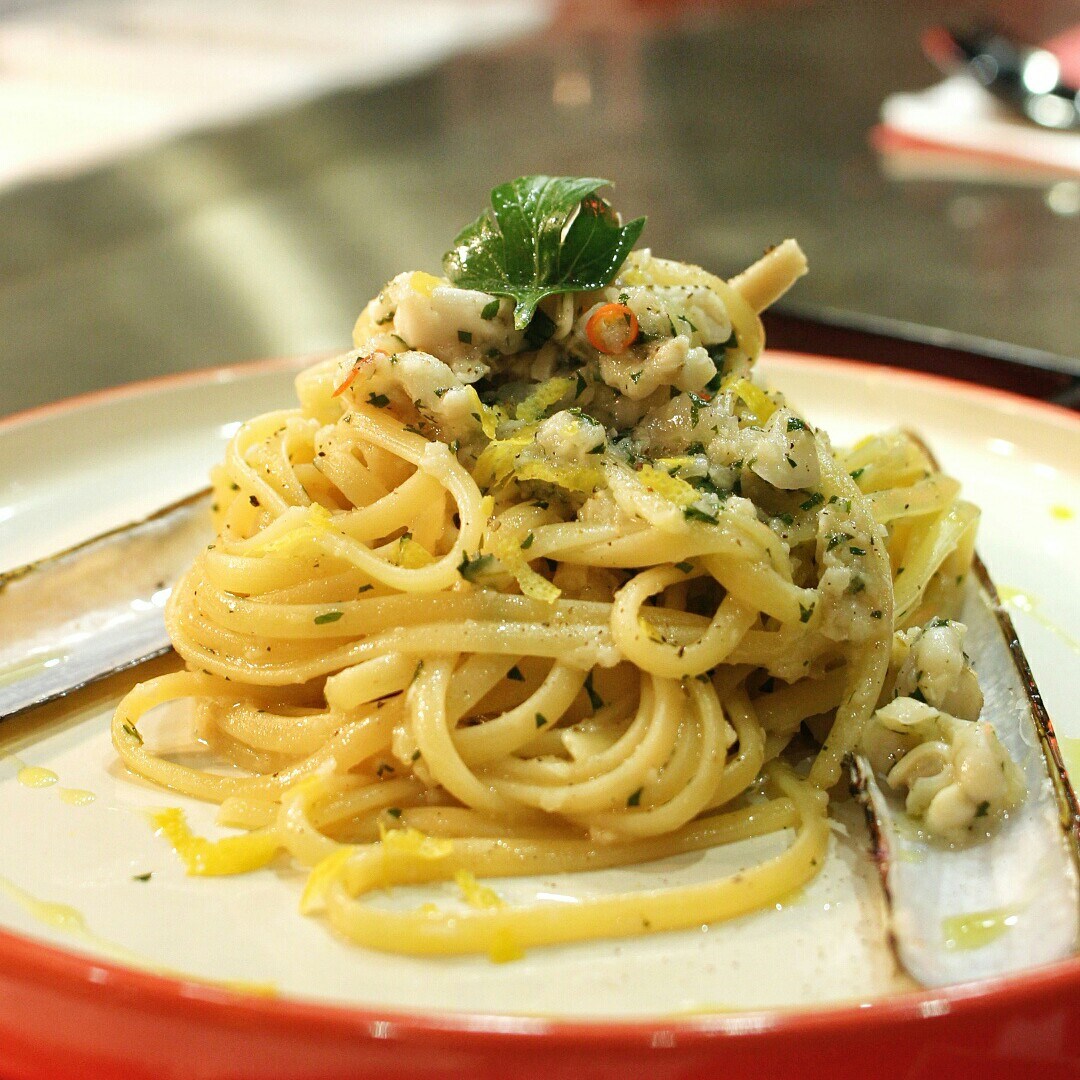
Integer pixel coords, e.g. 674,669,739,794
443,176,645,330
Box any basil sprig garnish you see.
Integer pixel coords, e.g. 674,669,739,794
443,176,646,331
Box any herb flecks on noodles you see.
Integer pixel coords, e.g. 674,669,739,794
113,177,1022,959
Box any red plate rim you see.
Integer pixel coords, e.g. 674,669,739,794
1,350,1079,1072
1,908,1080,1043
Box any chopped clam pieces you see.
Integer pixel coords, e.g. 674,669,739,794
853,571,1080,987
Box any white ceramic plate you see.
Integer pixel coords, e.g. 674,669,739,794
1,352,1078,1023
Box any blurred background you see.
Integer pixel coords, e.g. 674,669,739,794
1,0,1079,418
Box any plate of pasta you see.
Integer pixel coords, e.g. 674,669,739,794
1,178,1080,1080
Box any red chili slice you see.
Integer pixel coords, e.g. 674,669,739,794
585,303,640,355
331,353,379,397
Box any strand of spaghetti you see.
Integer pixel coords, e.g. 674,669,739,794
611,565,759,677
182,577,710,639
841,430,933,489
324,655,419,712
201,551,367,596
553,513,793,573
409,655,523,815
893,501,979,625
398,806,584,841
724,623,833,672
310,445,390,507
303,796,798,920
320,769,826,956
701,553,816,625
524,522,629,560
295,580,700,628
202,720,291,776
487,678,684,815
168,612,594,686
483,673,650,789
752,667,849,739
277,775,426,866
581,678,731,837
377,620,621,669
807,450,895,789
452,664,587,765
113,672,397,802
213,701,345,757
167,588,717,684
319,469,449,546
727,239,808,314
222,410,310,516
703,686,766,810
563,709,703,833
445,655,523,722
865,475,961,524
238,402,486,594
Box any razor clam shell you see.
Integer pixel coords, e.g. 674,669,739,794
852,558,1080,987
0,489,213,720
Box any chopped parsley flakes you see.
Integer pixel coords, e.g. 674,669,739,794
458,552,495,582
